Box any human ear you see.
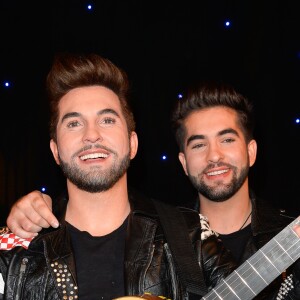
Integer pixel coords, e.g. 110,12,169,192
248,139,257,167
178,152,188,176
129,131,138,159
50,139,60,165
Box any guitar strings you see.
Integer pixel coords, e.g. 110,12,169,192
203,239,300,299
213,237,300,299
202,222,300,300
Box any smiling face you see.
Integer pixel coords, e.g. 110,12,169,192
178,106,257,202
50,86,138,193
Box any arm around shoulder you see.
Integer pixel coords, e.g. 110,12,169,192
6,191,58,239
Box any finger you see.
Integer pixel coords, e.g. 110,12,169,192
294,224,300,237
7,215,40,239
6,190,58,238
8,191,52,228
31,193,59,228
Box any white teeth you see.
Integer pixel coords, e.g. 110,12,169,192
80,153,108,160
207,169,228,176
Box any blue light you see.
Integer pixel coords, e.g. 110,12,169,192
161,155,167,160
41,187,46,192
225,20,231,27
178,93,183,99
3,81,11,88
87,4,93,10
296,118,300,124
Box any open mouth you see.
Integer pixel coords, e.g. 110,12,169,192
80,152,109,161
206,169,229,176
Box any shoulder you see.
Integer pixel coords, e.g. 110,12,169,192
252,195,296,234
158,202,217,240
128,188,215,240
254,197,294,221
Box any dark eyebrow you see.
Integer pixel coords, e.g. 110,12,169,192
61,112,81,123
186,128,239,147
97,108,120,118
61,108,120,123
186,134,205,147
219,128,239,137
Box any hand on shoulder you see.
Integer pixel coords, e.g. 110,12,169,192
6,190,58,238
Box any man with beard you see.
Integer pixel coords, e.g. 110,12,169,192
0,54,237,300
170,81,300,299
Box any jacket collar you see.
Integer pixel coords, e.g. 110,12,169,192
194,189,290,236
51,187,160,220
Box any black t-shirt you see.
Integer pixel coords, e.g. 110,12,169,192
67,218,128,300
218,224,252,264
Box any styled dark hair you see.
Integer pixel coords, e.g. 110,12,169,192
46,52,135,141
171,81,254,151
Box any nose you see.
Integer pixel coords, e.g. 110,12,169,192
207,143,224,163
83,124,103,143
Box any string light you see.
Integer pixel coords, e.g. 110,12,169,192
3,81,11,88
0,3,298,208
86,4,93,11
225,20,231,27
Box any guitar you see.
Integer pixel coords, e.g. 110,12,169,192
116,218,300,300
201,217,300,299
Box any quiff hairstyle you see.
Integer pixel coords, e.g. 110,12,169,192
46,52,135,142
171,81,254,152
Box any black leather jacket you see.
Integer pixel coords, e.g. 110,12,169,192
244,193,300,300
0,189,236,300
195,191,300,300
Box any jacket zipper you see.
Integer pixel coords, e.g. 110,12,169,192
164,243,180,300
140,244,155,293
15,257,28,300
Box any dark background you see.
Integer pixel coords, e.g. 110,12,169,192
1,0,300,223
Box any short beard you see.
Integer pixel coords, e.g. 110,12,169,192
188,164,249,202
58,150,131,193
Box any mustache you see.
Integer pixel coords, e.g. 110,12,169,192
203,162,233,173
73,144,116,157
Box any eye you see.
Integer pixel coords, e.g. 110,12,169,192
191,143,205,149
222,137,235,143
67,120,81,128
101,117,116,125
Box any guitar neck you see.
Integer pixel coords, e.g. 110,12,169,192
202,218,300,300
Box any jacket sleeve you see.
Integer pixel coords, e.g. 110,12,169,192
281,257,300,300
0,227,24,300
0,251,9,300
